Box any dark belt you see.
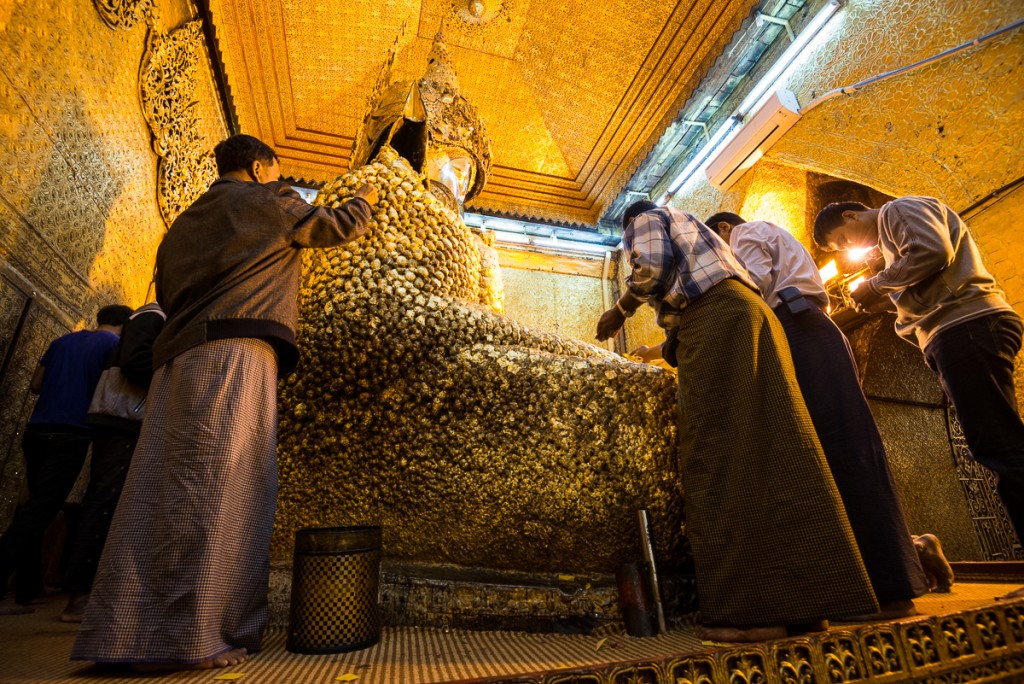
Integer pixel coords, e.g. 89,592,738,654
774,287,827,315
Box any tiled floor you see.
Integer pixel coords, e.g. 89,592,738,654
0,582,1021,683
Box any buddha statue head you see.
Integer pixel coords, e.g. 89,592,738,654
351,30,492,214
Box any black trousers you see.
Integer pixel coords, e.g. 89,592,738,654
62,427,140,594
774,300,929,602
924,311,1024,540
0,426,90,603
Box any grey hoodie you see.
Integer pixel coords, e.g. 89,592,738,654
864,196,1013,350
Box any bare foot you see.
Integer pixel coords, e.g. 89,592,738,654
839,599,918,622
996,586,1024,601
913,533,954,592
131,647,248,672
696,625,787,642
59,592,89,623
0,598,34,615
211,648,248,668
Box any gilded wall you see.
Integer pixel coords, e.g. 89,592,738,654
500,267,607,346
960,182,1024,411
771,0,1022,210
0,0,227,525
739,162,809,243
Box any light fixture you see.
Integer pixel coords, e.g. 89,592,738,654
664,0,844,194
818,259,839,284
846,246,875,263
492,232,613,255
736,0,842,116
481,216,526,233
492,231,531,245
468,211,618,255
542,241,614,255
666,120,739,193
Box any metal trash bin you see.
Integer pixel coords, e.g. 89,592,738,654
286,525,382,654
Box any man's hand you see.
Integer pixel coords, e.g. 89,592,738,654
354,183,379,206
596,307,625,341
629,344,665,363
850,280,888,313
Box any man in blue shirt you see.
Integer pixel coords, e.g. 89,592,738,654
0,304,131,614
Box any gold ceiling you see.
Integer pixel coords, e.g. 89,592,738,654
208,0,757,226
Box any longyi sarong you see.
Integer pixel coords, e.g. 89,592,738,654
773,302,928,603
675,279,878,626
72,338,278,665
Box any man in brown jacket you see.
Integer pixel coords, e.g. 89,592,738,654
73,134,378,671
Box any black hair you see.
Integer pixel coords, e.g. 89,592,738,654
622,200,658,230
97,304,132,327
812,201,870,248
704,212,745,235
213,134,277,176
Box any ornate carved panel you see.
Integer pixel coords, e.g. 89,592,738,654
667,655,715,684
720,651,768,684
973,609,1008,653
92,0,154,30
903,621,942,671
771,640,814,684
608,663,660,684
820,632,865,682
547,674,603,684
861,626,904,678
939,615,976,661
1004,604,1024,645
139,19,219,227
948,405,1023,560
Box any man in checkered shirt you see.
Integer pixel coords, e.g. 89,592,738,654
597,200,878,642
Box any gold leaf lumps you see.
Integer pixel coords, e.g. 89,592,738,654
275,147,683,574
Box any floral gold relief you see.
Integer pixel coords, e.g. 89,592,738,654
139,19,219,227
92,0,153,30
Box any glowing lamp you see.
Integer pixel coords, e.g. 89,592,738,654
818,259,839,284
847,246,873,262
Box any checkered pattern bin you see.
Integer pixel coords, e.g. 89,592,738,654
287,526,382,654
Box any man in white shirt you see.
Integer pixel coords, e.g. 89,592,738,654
708,212,929,620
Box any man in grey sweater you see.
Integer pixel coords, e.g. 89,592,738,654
813,196,1023,543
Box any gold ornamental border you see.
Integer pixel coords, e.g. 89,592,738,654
459,599,1024,684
